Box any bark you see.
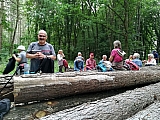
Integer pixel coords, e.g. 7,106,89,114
0,1,4,50
40,82,160,120
126,102,160,120
10,0,19,54
13,66,160,104
0,75,14,98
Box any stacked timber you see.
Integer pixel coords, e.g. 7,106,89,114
126,102,160,120
40,82,160,120
0,75,14,99
13,66,160,104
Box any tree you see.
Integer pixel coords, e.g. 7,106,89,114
0,1,4,50
0,0,159,61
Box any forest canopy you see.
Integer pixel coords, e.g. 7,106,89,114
0,0,159,61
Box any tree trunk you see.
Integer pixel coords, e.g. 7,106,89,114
126,102,160,120
10,0,19,54
39,82,160,120
13,67,160,104
124,0,129,55
0,75,14,100
0,1,4,50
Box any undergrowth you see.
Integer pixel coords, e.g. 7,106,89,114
0,59,74,75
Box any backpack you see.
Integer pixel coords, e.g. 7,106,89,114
97,61,113,72
124,60,139,70
117,49,126,57
3,57,16,74
0,98,11,119
36,58,54,73
63,59,68,68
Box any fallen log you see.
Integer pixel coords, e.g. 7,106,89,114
126,101,160,120
13,66,160,104
40,82,160,120
0,75,14,99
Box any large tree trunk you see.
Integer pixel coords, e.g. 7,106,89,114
13,66,160,104
0,75,13,99
40,82,160,120
126,102,160,120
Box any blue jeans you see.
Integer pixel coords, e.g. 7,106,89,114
74,60,84,71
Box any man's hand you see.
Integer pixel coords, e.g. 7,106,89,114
12,54,16,58
36,52,45,59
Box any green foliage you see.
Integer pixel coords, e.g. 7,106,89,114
0,48,12,63
0,0,159,61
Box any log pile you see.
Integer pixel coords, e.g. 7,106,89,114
126,102,160,120
0,75,14,99
13,66,160,104
40,82,160,120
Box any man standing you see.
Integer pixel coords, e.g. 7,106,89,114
26,30,56,73
12,45,30,74
152,50,159,64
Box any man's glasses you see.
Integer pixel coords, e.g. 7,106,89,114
39,35,46,37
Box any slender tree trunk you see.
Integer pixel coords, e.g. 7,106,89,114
0,1,4,50
10,0,19,54
108,2,115,51
155,10,160,54
124,0,129,54
81,2,86,58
